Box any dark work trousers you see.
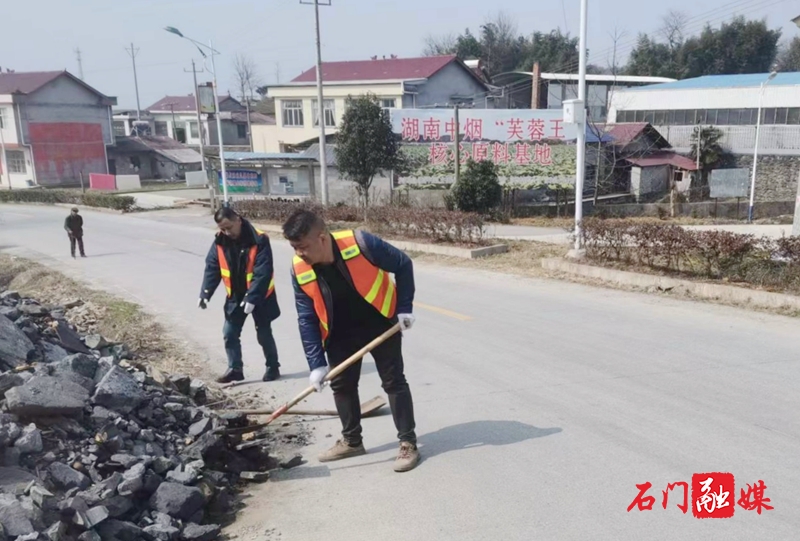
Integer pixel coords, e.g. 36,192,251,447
68,233,85,257
222,303,279,371
327,331,416,446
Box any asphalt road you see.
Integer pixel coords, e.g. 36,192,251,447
2,204,800,541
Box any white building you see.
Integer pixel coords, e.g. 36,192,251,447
609,72,800,202
609,72,800,155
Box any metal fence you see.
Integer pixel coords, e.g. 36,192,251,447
656,125,800,155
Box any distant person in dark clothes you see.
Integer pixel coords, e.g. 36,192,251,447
64,207,86,258
199,206,281,383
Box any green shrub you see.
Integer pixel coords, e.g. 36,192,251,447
450,160,502,214
581,218,800,293
0,189,136,212
233,198,486,246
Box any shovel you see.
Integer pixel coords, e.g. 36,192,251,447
249,323,401,429
235,395,387,418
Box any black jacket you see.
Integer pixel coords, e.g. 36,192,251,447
64,214,83,236
291,230,414,370
200,219,280,320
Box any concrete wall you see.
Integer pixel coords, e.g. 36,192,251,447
109,152,154,179
594,200,795,220
631,165,669,202
312,167,392,205
17,75,112,186
732,154,800,202
207,119,248,146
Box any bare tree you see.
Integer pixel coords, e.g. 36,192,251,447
232,53,260,102
660,9,689,51
232,53,261,150
590,27,627,206
422,33,457,56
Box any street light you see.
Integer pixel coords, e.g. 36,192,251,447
792,14,800,28
165,26,229,203
570,0,589,256
748,70,778,223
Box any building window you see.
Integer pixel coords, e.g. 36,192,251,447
381,99,396,109
788,108,800,125
282,100,304,127
312,99,336,127
155,121,169,136
0,108,6,129
6,150,25,174
113,121,126,137
189,122,199,139
237,124,247,139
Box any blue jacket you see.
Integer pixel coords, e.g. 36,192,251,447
292,230,414,370
201,219,280,320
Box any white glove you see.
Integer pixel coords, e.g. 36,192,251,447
397,313,415,331
241,301,255,315
198,299,207,310
309,366,329,392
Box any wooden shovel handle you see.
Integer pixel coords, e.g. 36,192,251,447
261,323,402,426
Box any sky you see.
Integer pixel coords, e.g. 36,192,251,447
3,0,799,109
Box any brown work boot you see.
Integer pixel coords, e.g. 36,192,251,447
318,439,366,463
393,442,420,473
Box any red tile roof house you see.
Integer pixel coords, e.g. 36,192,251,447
255,55,493,153
0,70,117,188
593,122,698,201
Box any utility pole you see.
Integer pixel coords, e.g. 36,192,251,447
302,0,331,205
454,104,460,185
275,62,281,84
75,48,84,80
185,60,207,172
571,0,589,255
125,43,142,120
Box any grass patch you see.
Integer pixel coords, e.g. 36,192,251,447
408,240,568,277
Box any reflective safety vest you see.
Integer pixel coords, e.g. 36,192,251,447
217,229,276,299
293,230,397,344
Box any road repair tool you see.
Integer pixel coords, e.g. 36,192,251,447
221,396,387,435
249,323,401,428
235,395,387,418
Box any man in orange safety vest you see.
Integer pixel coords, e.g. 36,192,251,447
199,207,281,383
283,208,420,472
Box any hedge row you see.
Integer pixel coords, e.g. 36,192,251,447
232,199,486,246
581,218,800,293
0,189,136,212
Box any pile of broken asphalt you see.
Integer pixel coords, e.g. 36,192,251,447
0,289,304,541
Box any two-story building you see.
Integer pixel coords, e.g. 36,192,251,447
113,95,269,149
254,55,493,153
0,70,116,188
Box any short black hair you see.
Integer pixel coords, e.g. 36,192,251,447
283,208,325,241
214,206,240,224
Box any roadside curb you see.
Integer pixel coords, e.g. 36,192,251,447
0,201,125,215
254,222,508,259
541,257,800,313
54,203,124,215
